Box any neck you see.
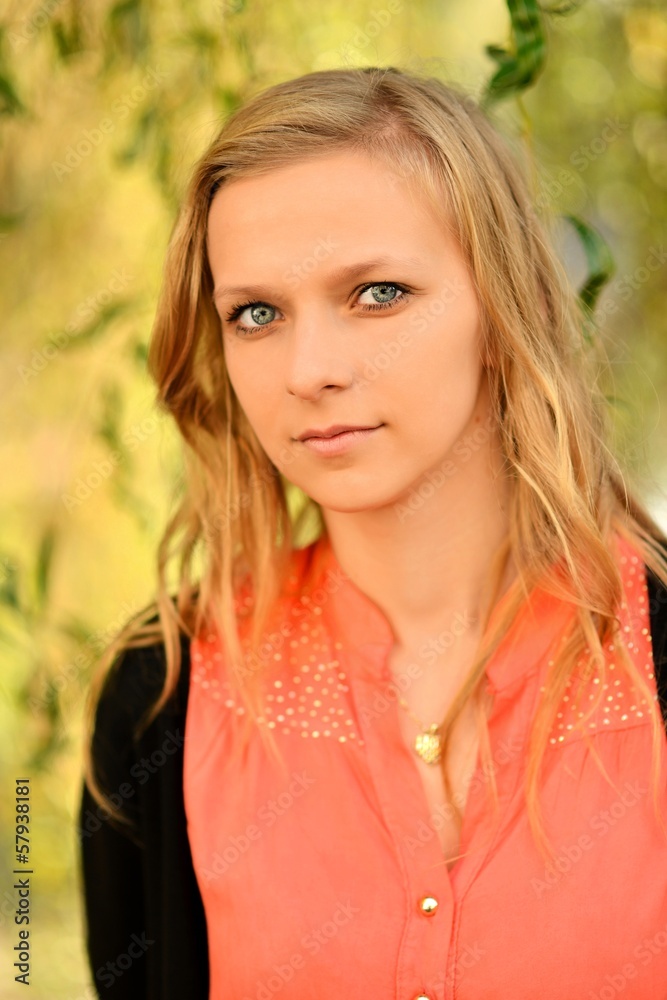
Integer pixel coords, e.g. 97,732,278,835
321,429,514,654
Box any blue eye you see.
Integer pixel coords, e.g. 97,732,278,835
224,281,411,336
358,283,406,308
225,302,277,329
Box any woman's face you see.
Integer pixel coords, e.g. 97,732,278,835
207,150,493,514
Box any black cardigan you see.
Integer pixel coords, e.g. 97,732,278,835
77,564,667,999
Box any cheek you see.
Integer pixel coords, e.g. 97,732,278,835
392,318,483,429
228,377,288,467
402,304,482,390
234,382,273,432
224,348,271,419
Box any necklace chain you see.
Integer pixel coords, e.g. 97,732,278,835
396,696,432,731
392,613,481,767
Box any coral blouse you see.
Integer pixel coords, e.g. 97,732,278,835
183,530,667,999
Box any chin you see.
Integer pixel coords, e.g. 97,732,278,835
302,480,407,515
320,499,382,515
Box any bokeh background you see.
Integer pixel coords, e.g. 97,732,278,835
0,0,665,995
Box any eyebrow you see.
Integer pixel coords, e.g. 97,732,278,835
211,255,425,304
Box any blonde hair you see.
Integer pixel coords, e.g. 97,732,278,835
82,65,667,867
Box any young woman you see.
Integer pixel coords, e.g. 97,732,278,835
78,66,667,999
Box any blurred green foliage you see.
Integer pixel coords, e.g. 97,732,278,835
0,0,665,995
484,0,549,101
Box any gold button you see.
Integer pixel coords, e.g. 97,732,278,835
414,994,432,999
418,895,438,916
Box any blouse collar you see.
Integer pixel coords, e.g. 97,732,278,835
306,531,579,694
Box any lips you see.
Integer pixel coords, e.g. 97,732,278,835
297,425,383,456
297,424,382,441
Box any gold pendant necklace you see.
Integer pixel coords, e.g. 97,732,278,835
392,611,480,767
397,697,442,765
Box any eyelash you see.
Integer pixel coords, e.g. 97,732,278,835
224,282,411,336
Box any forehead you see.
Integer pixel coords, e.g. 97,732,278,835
209,148,448,224
206,151,451,282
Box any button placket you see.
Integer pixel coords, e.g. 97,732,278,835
318,550,456,994
345,650,454,1000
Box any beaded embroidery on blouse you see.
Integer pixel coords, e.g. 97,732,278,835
190,535,658,753
192,581,367,747
544,543,658,746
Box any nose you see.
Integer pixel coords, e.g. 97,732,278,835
284,305,355,400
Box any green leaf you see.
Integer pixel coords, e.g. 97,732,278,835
564,213,615,314
0,555,20,610
114,105,157,166
54,298,136,351
184,27,220,51
538,0,585,14
96,380,127,456
0,211,26,234
105,0,150,61
36,524,58,608
109,478,155,533
55,614,99,646
0,70,26,117
602,392,632,414
213,85,243,113
130,338,149,368
50,17,86,61
483,0,547,104
0,28,27,114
